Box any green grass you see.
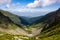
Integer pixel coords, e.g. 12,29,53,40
8,24,18,30
0,33,30,40
39,34,60,40
29,23,43,28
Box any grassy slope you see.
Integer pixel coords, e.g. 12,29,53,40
0,32,29,40
0,10,21,29
0,10,22,27
38,23,60,40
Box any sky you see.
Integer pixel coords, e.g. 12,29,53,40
0,0,60,17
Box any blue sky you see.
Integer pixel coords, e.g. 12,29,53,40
0,0,60,17
12,0,34,5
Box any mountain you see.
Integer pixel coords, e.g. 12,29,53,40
0,10,31,37
21,16,43,25
31,9,59,25
0,12,14,28
0,8,60,40
19,16,29,25
0,10,22,27
0,10,31,27
33,8,60,40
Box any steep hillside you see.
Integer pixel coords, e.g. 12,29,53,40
0,10,22,27
0,11,15,29
0,10,30,37
34,8,60,40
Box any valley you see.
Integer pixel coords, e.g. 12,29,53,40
0,8,60,40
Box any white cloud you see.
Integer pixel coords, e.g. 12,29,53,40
0,0,11,4
6,4,11,8
26,0,60,8
6,2,21,8
13,8,55,13
0,0,11,8
0,0,21,9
